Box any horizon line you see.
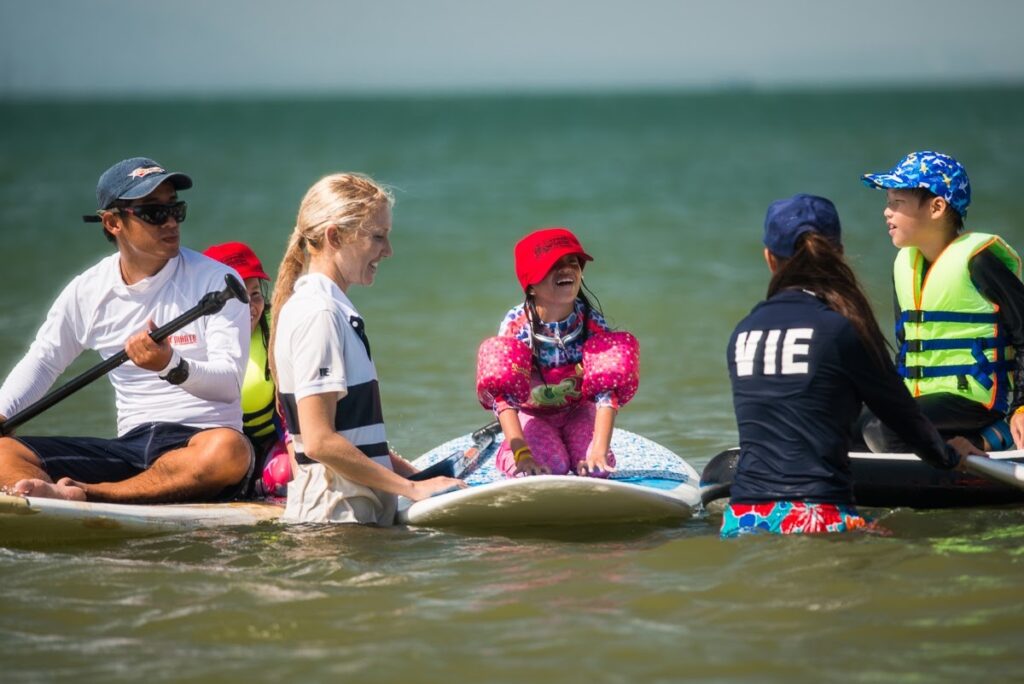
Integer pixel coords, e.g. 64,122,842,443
3,79,1024,103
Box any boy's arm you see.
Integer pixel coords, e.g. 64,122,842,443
968,250,1024,414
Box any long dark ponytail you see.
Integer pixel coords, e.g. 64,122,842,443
767,232,891,368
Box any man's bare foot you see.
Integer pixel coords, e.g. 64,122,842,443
12,477,87,501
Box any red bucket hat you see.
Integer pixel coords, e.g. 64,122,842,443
514,227,593,292
202,242,270,281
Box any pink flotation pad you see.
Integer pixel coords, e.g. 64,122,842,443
476,336,532,408
260,440,292,498
582,331,640,405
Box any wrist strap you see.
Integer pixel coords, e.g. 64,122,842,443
158,351,181,379
513,446,532,465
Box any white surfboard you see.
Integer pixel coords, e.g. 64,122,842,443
398,429,700,528
0,429,700,542
0,493,283,544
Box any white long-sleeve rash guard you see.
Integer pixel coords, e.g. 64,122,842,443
0,248,249,435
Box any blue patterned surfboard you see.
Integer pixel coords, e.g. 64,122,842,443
398,429,700,527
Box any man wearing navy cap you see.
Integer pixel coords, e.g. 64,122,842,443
0,157,252,503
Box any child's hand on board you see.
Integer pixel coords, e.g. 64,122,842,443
578,450,616,477
514,451,550,477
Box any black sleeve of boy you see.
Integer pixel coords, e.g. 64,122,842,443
969,250,1024,412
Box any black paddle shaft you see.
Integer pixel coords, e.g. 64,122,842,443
0,274,248,436
407,421,502,482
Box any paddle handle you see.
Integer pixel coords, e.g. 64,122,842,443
455,421,501,478
406,421,502,483
964,455,1024,490
0,274,247,436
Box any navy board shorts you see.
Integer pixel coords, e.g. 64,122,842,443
15,422,253,501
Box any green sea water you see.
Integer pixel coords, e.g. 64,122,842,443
1,88,1023,682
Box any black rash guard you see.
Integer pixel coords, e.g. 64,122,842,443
728,289,958,505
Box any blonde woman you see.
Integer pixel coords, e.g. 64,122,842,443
270,173,464,524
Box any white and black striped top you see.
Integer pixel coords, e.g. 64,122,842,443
273,273,390,468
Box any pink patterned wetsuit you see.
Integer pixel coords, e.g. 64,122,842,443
490,301,620,477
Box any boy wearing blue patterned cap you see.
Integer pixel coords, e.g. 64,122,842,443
861,150,1024,452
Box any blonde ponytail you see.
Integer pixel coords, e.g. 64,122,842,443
268,173,393,383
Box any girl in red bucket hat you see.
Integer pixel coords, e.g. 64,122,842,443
476,228,640,478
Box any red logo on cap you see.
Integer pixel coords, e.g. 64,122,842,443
129,166,165,178
533,236,576,258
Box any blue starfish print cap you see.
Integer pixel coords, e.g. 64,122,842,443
862,150,971,218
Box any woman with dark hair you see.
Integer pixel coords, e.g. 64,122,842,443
723,194,981,537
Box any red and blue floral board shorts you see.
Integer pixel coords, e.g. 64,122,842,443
721,501,869,538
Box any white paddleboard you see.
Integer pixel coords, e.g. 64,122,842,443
849,448,1024,463
398,429,700,528
0,429,700,540
0,493,283,544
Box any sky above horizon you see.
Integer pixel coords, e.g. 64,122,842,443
1,0,1022,96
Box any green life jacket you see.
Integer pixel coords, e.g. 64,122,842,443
893,232,1021,413
242,328,277,440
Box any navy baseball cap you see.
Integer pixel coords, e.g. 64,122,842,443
763,194,842,258
84,157,192,220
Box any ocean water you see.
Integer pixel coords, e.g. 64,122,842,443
1,88,1023,682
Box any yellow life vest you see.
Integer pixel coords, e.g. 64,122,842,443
893,232,1021,412
242,328,277,440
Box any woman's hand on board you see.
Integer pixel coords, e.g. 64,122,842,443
407,476,466,501
946,435,986,471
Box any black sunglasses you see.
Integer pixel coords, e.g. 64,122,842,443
116,201,188,225
83,201,187,225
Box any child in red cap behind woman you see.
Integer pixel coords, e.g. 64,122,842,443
476,228,639,478
203,242,291,498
